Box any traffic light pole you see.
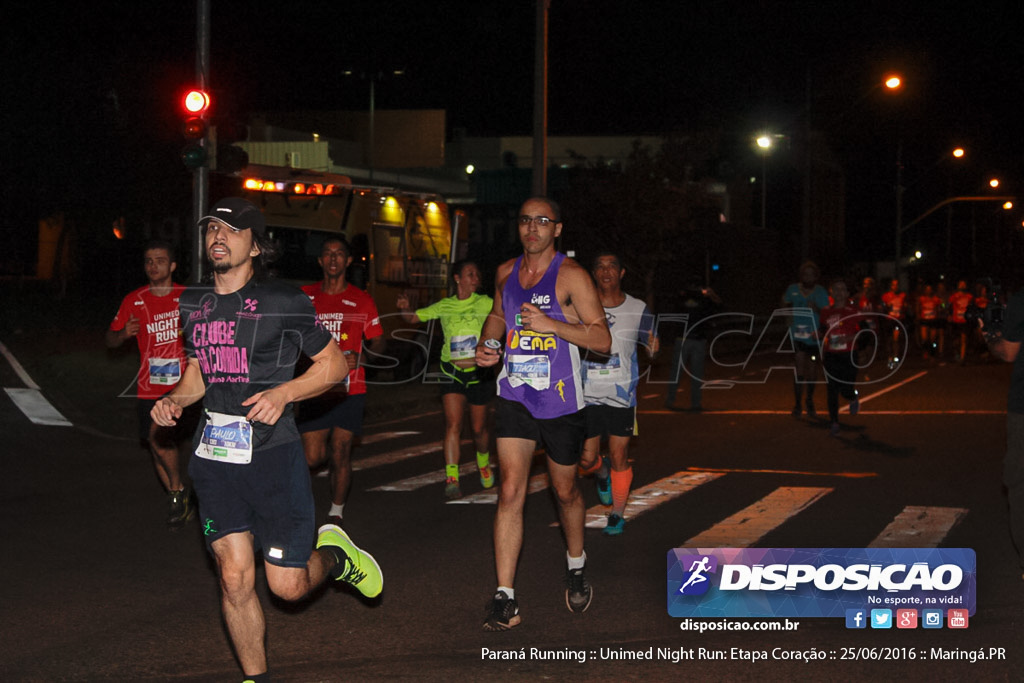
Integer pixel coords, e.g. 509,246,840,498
192,0,211,284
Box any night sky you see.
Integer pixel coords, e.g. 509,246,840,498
4,1,1022,273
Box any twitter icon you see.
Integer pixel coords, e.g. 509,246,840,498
870,609,893,629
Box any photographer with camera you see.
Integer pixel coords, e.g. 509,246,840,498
982,287,1023,577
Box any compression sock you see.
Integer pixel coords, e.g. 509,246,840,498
610,466,633,516
445,463,460,481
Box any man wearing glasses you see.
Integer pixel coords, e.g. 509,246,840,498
475,197,611,630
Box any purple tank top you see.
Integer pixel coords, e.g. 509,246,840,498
497,252,584,418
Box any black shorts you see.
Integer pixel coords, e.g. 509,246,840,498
795,341,820,356
136,398,200,445
584,404,637,439
188,439,315,568
438,361,496,406
494,397,585,466
296,393,366,435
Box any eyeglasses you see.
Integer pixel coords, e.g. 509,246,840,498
518,215,557,227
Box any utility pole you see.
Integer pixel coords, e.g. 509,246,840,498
531,0,549,198
192,0,211,283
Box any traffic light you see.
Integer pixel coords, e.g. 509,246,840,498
213,119,250,174
181,88,210,169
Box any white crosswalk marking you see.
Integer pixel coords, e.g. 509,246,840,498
683,486,833,547
549,471,725,528
868,505,969,548
4,388,72,427
370,461,481,491
351,439,468,472
449,473,550,504
360,431,419,445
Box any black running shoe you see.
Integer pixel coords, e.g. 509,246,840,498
565,566,593,613
483,592,521,631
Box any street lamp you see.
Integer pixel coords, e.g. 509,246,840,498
756,134,773,229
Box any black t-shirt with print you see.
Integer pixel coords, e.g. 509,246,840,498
180,277,334,451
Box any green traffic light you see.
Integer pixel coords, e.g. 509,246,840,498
182,144,207,169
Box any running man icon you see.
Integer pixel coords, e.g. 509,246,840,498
679,556,714,594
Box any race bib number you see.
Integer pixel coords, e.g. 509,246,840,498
507,354,551,391
584,353,624,380
195,411,253,464
793,324,814,341
450,334,478,361
148,357,181,386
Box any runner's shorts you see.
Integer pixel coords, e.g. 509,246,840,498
495,397,585,466
296,393,366,435
584,403,637,439
438,360,496,406
189,439,315,568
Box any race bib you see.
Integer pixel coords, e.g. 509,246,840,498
507,354,551,391
793,324,814,341
450,334,478,361
148,357,181,386
195,411,253,464
584,353,624,380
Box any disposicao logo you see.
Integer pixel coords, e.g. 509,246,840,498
667,548,976,619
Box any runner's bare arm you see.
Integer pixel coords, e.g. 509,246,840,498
521,260,610,353
151,358,206,426
242,341,348,425
475,259,513,367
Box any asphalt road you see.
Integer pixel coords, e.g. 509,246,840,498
1,298,1022,681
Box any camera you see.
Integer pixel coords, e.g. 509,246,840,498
964,277,1004,334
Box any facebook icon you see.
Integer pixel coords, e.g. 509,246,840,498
845,609,867,629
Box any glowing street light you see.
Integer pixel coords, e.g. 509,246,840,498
990,178,1001,188
885,74,903,90
952,147,965,159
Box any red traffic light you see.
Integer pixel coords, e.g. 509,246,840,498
184,117,206,139
183,89,210,115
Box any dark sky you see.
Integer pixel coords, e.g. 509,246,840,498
4,0,1023,264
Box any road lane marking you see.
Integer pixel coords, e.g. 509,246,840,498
641,408,1002,415
847,370,927,409
4,388,72,427
683,486,833,547
0,341,41,390
360,431,419,445
370,460,497,491
450,473,550,504
687,466,876,478
312,439,471,475
559,470,724,528
868,505,969,548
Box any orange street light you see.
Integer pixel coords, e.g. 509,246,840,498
885,74,903,90
952,148,965,158
990,178,1001,188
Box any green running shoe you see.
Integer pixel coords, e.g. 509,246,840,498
316,523,383,598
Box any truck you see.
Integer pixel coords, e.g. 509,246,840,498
224,164,466,380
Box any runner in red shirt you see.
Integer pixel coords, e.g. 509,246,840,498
820,279,863,437
948,279,974,365
106,240,194,526
881,278,908,369
915,284,942,359
298,236,385,527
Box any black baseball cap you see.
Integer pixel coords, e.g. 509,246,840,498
198,197,265,236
